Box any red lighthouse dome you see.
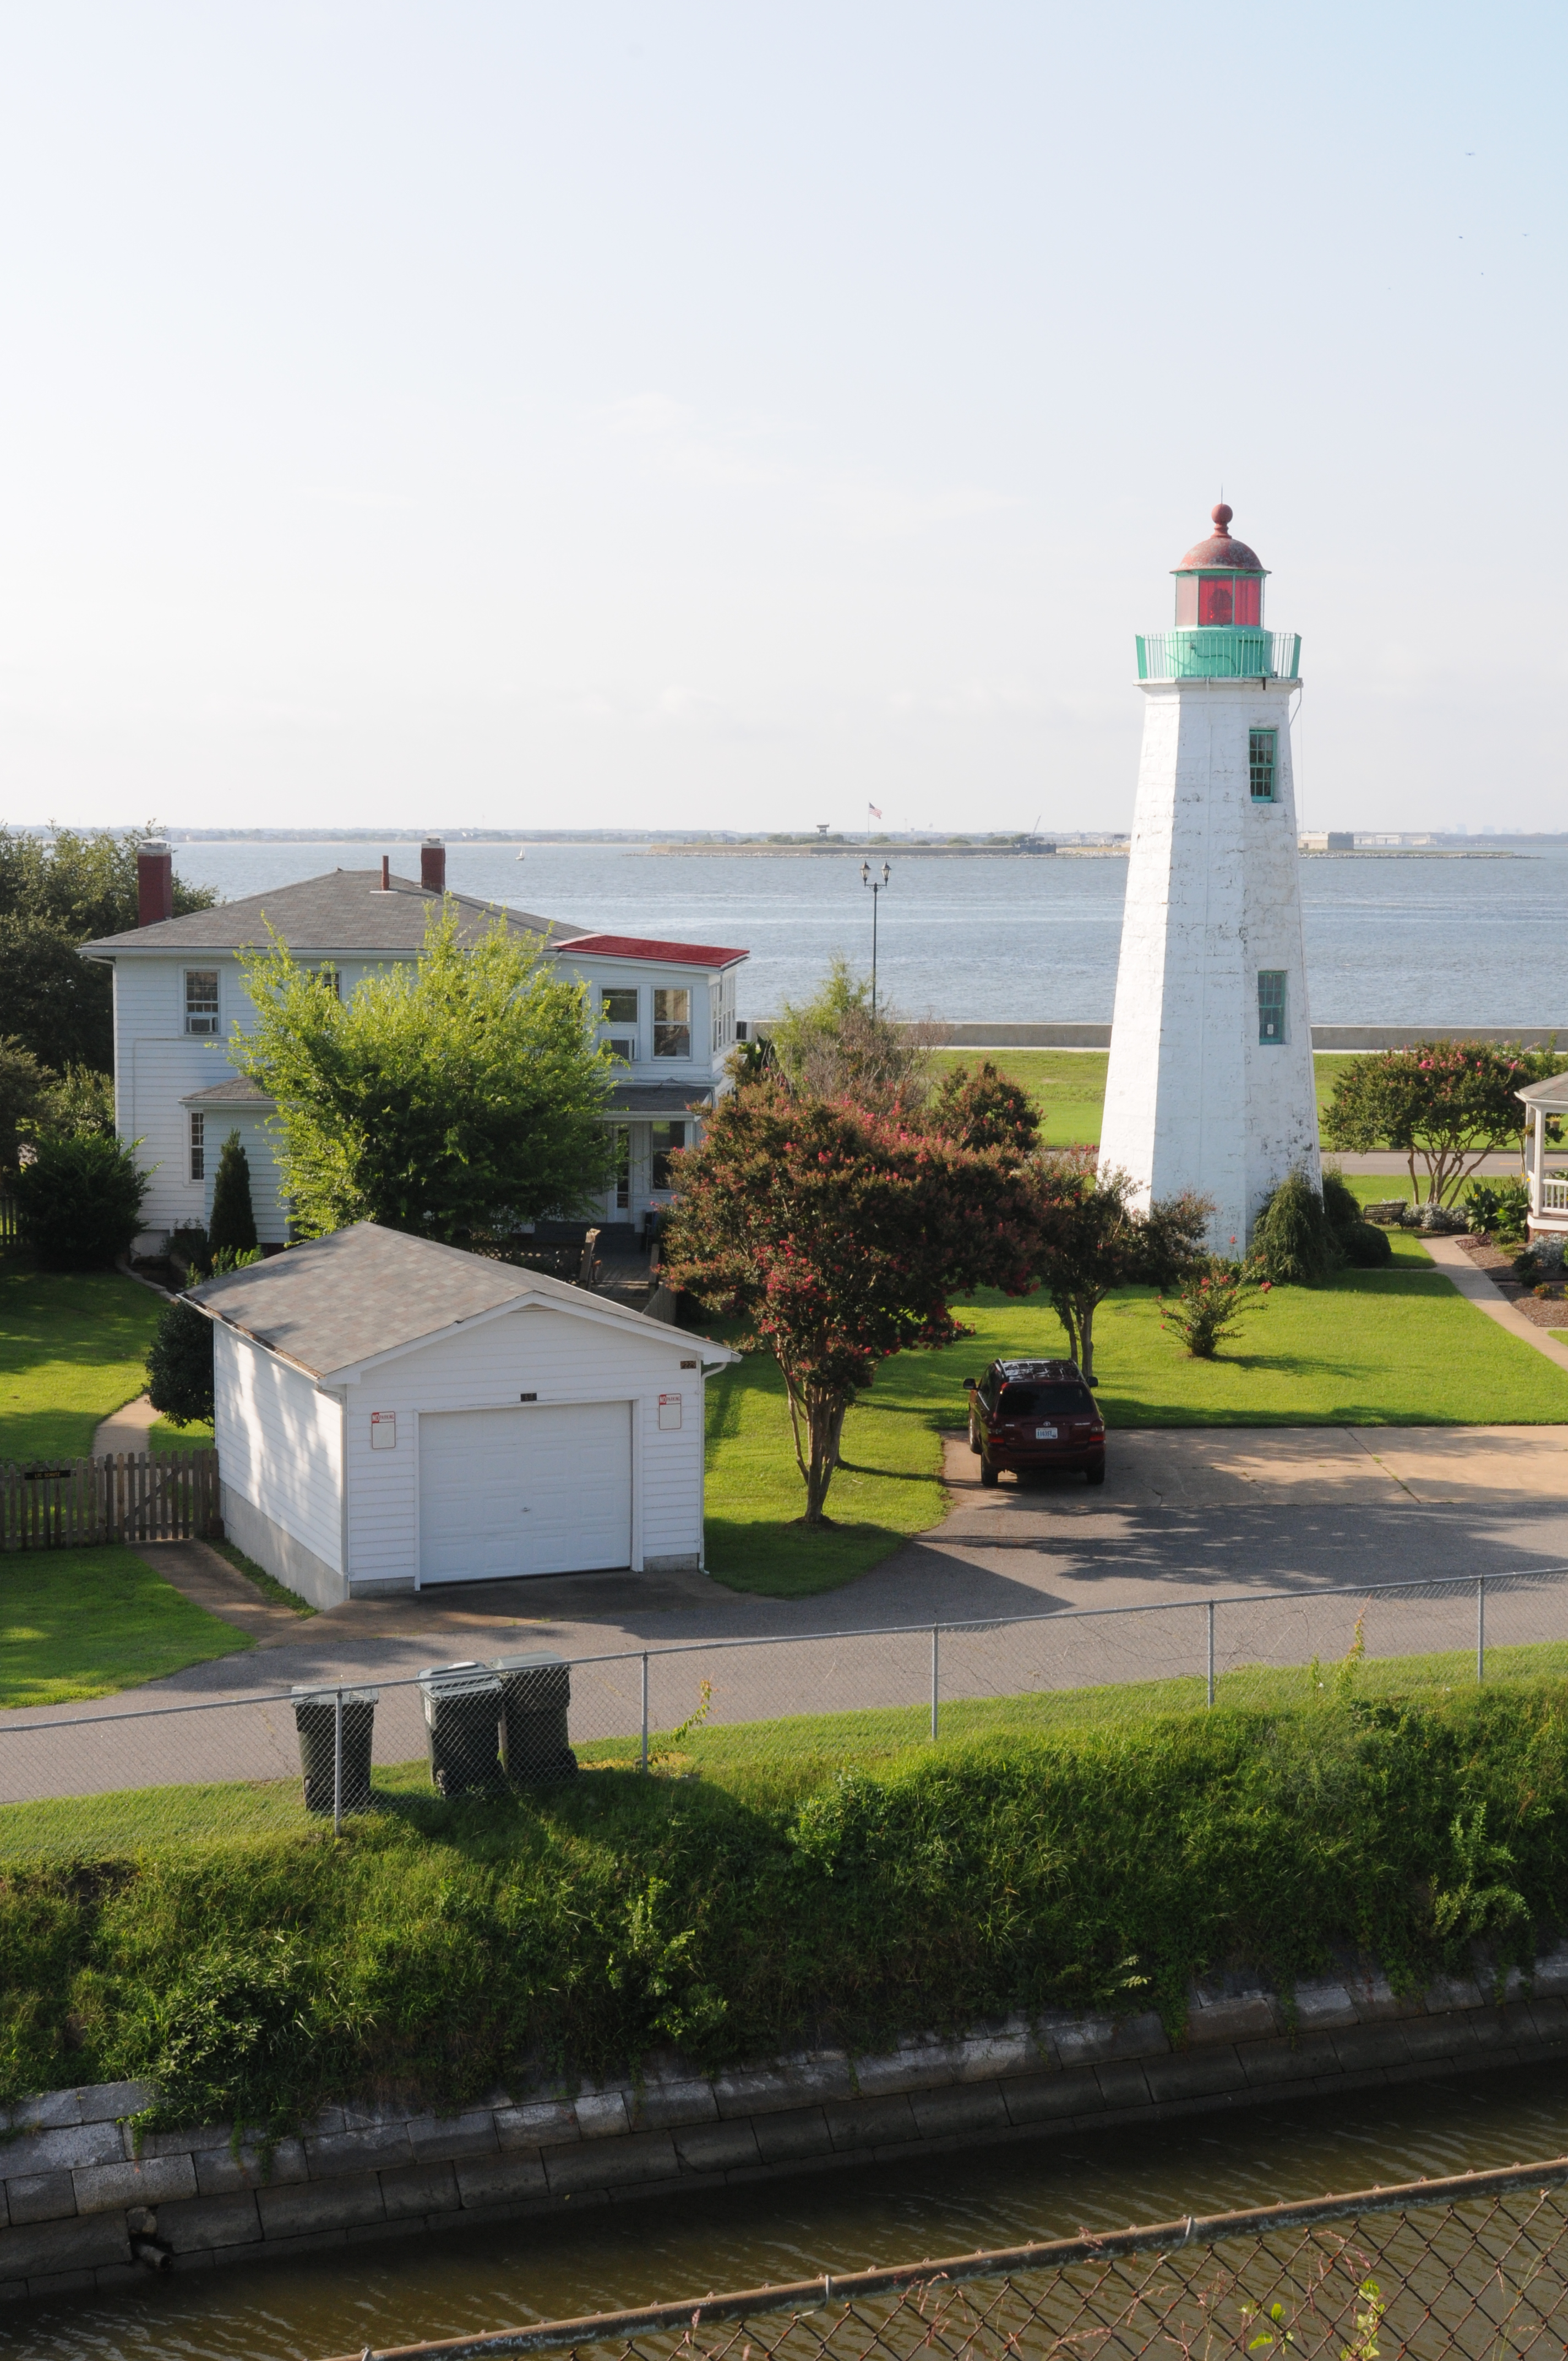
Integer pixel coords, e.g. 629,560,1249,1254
1172,503,1267,627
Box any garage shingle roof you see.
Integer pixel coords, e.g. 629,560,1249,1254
185,1222,729,1378
80,871,587,957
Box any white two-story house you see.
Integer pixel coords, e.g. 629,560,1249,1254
80,840,747,1248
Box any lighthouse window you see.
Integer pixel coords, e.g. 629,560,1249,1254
1249,730,1278,801
1257,971,1287,1046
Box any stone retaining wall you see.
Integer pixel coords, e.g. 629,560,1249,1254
8,1950,1568,2304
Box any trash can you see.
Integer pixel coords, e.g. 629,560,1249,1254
492,1652,577,1785
291,1684,379,1817
418,1662,504,1797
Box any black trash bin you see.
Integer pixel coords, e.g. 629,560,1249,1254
418,1662,504,1797
492,1652,577,1785
291,1684,379,1817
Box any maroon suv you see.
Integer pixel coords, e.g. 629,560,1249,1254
965,1358,1107,1487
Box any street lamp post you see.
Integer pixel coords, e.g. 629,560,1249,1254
861,860,891,1016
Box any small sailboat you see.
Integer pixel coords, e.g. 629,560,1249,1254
515,848,526,861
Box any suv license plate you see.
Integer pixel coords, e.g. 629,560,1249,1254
1035,1426,1058,1440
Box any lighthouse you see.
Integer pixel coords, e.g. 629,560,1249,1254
1098,505,1319,1248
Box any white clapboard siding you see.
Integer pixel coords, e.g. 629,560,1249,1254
214,1324,344,1574
342,1302,705,1587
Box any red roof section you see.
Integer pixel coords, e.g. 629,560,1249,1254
563,932,749,970
1175,501,1265,573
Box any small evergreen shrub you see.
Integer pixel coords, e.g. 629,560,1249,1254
1253,1166,1337,1285
14,1133,148,1269
207,1130,258,1258
1339,1220,1393,1267
145,1299,215,1428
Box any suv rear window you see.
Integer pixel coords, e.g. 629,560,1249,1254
998,1383,1093,1415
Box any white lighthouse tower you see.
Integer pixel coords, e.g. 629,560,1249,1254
1098,505,1319,1247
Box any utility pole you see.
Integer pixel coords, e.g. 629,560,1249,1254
861,860,891,1016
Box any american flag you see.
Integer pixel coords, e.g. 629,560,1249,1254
867,802,883,820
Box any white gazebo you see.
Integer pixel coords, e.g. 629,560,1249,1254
1516,1072,1568,1241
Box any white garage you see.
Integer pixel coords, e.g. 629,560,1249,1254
188,1222,738,1609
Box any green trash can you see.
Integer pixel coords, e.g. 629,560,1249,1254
418,1662,504,1797
291,1684,379,1817
492,1651,577,1785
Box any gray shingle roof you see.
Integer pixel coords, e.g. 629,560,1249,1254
80,871,587,958
185,1221,733,1378
1517,1072,1568,1109
181,1077,275,1107
607,1080,717,1113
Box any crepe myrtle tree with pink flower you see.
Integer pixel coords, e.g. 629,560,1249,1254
661,1078,1049,1525
1158,1256,1273,1359
1323,1041,1566,1208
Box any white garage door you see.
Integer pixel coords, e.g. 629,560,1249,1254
418,1402,632,1585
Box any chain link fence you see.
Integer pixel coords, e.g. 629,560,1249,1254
2,1570,1568,1857
323,2158,1568,2360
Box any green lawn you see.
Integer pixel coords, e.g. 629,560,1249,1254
0,1543,252,1707
5,1636,1565,1860
150,1416,214,1452
704,1221,1568,1596
0,1267,166,1463
704,1346,946,1597
930,1049,1460,1147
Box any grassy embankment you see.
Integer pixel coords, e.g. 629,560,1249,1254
2,1681,1564,2134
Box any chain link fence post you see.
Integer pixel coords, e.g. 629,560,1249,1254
1206,1600,1216,1708
1478,1573,1487,1683
930,1625,940,1742
333,1685,343,1835
640,1653,650,1771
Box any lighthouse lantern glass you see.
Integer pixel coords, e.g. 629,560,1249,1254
1178,574,1262,627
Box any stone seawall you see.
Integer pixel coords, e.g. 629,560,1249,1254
7,1950,1568,2303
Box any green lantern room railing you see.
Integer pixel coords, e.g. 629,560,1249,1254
1135,629,1302,682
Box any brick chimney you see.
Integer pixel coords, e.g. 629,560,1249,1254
137,839,173,927
421,837,447,894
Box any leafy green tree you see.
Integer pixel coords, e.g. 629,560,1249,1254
20,1064,116,1145
0,824,216,1073
207,1130,259,1258
661,1079,1041,1523
235,905,613,1240
1323,1042,1551,1206
14,1134,148,1269
769,954,935,1112
929,1059,1041,1157
0,1037,48,1172
146,1300,215,1428
1028,1150,1210,1384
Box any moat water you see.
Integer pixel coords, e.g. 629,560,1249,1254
14,2060,1568,2358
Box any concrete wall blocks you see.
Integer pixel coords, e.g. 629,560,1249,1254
10,1959,1568,2300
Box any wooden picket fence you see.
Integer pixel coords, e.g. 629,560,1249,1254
0,1450,220,1551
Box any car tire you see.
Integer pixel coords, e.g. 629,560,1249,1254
979,1460,999,1488
1086,1460,1106,1487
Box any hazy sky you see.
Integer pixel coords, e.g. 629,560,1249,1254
1,3,1561,836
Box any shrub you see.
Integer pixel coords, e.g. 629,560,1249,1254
1157,1255,1271,1358
207,1130,258,1259
145,1300,214,1428
1253,1167,1337,1285
1465,1177,1531,1244
1338,1220,1393,1267
13,1134,148,1269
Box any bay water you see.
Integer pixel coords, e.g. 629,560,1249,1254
168,841,1568,1031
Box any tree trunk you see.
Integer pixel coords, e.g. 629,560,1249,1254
1077,1298,1097,1386
801,1390,848,1523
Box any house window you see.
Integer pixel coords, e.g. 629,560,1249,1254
189,1112,205,1180
1258,970,1287,1045
651,1121,685,1189
184,969,220,1035
310,965,340,997
604,1036,635,1063
1249,729,1278,801
654,988,690,1059
602,987,638,1025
